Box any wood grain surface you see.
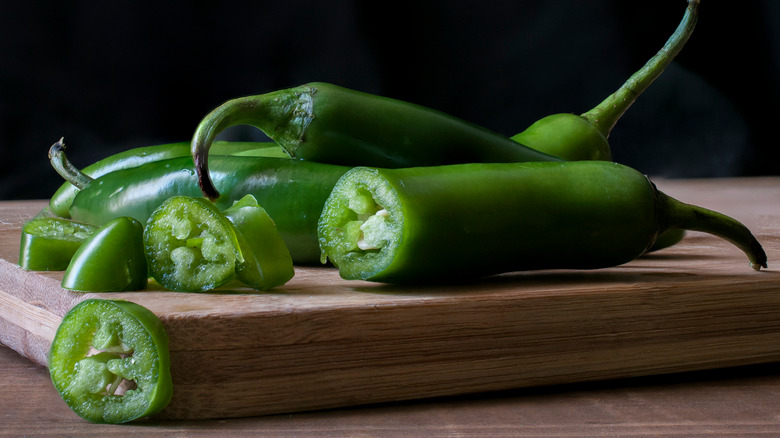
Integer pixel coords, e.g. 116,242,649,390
0,177,778,421
3,342,780,436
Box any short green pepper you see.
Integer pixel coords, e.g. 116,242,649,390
318,161,766,284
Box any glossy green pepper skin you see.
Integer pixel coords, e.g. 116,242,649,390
63,155,348,265
49,299,172,424
49,139,287,218
511,0,699,162
191,82,560,199
510,0,699,254
143,195,294,292
317,161,766,284
222,195,295,290
18,217,98,271
513,113,610,161
61,217,148,292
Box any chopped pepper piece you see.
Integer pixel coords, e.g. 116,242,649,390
144,195,293,292
61,217,148,292
144,196,242,292
223,195,294,291
18,217,98,271
49,299,172,424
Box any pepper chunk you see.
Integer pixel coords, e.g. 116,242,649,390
49,142,348,265
144,195,293,292
18,217,98,271
223,195,294,291
144,196,243,292
61,217,148,292
49,299,172,424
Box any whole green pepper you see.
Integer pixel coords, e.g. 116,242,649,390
317,161,766,284
50,143,348,264
48,138,287,218
190,82,560,199
61,217,149,292
18,217,98,271
509,0,698,254
143,195,293,292
511,0,699,161
49,299,172,424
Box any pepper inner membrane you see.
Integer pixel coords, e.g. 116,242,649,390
147,200,238,290
338,187,394,254
27,217,95,241
74,322,139,399
319,169,403,280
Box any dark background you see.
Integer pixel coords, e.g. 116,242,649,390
1,0,778,200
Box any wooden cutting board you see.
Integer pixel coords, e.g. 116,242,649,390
1,177,779,420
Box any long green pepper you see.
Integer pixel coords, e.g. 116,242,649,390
50,143,348,265
317,161,766,284
190,82,560,200
49,139,287,218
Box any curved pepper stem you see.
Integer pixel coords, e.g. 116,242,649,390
581,0,700,138
49,138,94,190
656,190,768,271
192,89,308,200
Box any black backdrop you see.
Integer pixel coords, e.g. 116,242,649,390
1,0,778,200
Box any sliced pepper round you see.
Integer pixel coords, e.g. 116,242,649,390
49,299,173,424
144,196,243,292
18,217,98,271
61,217,148,292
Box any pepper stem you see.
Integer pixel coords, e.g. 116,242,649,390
656,190,768,271
191,87,310,200
48,138,94,190
581,0,700,138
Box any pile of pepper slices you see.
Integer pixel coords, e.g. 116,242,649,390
21,0,765,292
20,0,770,425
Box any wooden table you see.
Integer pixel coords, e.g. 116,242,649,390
2,176,779,435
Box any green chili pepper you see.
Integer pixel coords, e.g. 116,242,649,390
317,161,766,284
48,138,287,218
507,0,698,254
61,217,148,292
190,82,560,200
511,0,699,161
18,217,98,271
50,142,348,264
49,299,172,424
144,195,293,292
